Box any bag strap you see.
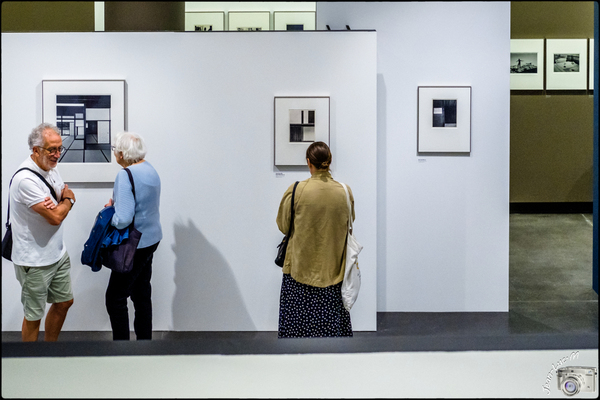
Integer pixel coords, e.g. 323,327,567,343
5,167,58,229
122,167,136,226
286,181,299,237
339,182,353,232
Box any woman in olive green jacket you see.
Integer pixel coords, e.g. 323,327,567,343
276,142,354,338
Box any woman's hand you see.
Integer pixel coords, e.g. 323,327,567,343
104,198,114,207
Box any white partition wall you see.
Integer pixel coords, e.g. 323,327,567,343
1,32,377,331
317,2,510,311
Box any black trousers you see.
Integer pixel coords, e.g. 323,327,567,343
105,242,159,340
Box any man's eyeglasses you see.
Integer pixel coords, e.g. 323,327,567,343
38,146,65,155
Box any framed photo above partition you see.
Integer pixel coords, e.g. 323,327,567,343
274,97,330,166
42,80,125,182
417,86,471,153
273,12,316,31
185,12,225,31
546,39,588,90
228,11,270,31
510,39,544,90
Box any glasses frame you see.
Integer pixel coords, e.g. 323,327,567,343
37,145,65,155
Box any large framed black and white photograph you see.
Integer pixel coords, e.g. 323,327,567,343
274,97,330,166
418,86,471,153
546,39,588,90
510,39,544,90
42,80,125,182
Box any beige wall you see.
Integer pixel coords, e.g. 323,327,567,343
511,1,595,202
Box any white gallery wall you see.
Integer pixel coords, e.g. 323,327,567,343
1,32,378,331
317,2,511,311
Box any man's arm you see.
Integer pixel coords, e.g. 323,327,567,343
30,184,75,226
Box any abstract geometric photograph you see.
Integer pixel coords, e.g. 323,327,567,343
418,86,471,153
55,95,112,163
274,97,329,166
42,80,125,182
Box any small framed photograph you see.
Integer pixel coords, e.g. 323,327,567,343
274,97,330,166
590,39,595,90
228,11,270,31
417,86,471,153
185,12,225,32
42,80,125,182
546,39,588,90
273,12,316,31
510,39,544,90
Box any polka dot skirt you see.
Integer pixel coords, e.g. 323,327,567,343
278,273,353,338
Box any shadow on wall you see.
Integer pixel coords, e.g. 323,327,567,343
171,219,255,330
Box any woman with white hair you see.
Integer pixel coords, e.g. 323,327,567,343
104,131,162,340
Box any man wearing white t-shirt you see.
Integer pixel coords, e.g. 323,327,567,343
10,123,76,341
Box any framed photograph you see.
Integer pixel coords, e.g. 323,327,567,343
510,39,544,90
42,80,125,182
417,86,471,153
274,97,330,166
185,12,225,32
546,39,588,90
590,39,595,90
273,12,316,31
228,12,270,31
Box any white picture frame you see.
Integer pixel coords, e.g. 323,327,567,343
228,11,270,32
417,86,471,153
185,12,225,32
273,12,316,31
546,39,588,90
590,39,595,90
274,97,330,166
510,39,544,90
42,80,125,182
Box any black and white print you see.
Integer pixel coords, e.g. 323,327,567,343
55,95,112,163
510,52,538,74
554,53,580,72
195,24,212,31
432,99,457,128
289,109,315,142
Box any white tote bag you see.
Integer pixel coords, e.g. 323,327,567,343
340,183,363,311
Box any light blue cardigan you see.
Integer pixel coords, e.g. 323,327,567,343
111,161,162,249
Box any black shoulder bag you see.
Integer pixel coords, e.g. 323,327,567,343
275,181,299,267
100,168,143,273
2,168,58,261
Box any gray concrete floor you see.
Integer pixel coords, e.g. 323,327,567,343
508,213,597,334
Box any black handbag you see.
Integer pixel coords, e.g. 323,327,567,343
275,181,299,267
100,168,142,273
2,168,58,261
